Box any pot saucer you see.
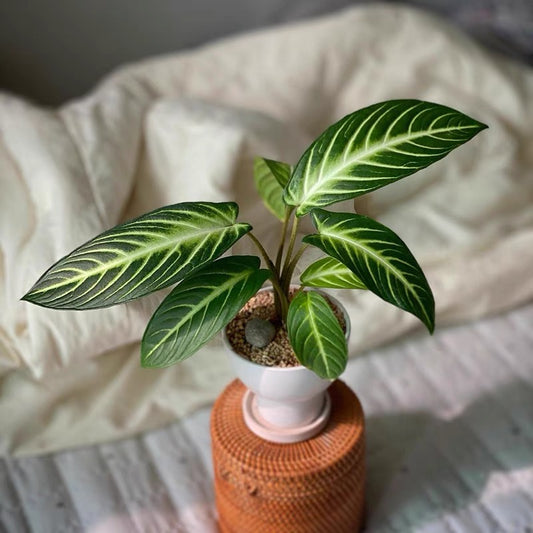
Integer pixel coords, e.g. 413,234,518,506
242,389,331,443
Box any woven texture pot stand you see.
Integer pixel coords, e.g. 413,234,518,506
210,379,366,533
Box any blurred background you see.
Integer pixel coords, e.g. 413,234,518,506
1,0,532,106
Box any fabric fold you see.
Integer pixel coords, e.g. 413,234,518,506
1,4,532,455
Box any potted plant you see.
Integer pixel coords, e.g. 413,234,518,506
23,99,486,531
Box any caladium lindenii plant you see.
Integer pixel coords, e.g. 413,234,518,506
22,100,487,379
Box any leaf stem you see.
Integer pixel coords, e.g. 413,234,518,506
281,215,300,288
247,232,288,319
282,243,309,294
275,206,293,272
247,232,273,268
283,216,300,270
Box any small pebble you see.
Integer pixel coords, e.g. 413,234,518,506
245,318,276,348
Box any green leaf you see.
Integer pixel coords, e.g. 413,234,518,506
263,158,292,188
303,209,435,332
253,157,292,221
142,255,269,368
300,257,366,290
22,202,251,309
286,290,347,379
283,100,487,216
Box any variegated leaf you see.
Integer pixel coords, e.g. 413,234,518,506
23,202,251,309
286,290,347,379
300,257,366,290
263,158,292,188
303,209,435,332
142,255,269,367
283,100,487,216
253,157,292,221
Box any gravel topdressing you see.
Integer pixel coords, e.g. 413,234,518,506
225,289,346,368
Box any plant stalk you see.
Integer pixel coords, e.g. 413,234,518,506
247,232,288,320
275,206,293,272
280,215,300,290
282,244,309,295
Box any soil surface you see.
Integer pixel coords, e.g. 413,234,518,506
225,289,346,368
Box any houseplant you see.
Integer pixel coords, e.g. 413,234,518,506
23,99,486,532
23,99,486,387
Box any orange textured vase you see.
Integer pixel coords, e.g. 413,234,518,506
210,379,365,533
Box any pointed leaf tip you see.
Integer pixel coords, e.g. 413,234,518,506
253,157,292,221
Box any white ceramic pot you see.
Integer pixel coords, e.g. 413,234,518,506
223,288,350,443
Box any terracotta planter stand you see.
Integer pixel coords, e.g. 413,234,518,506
210,379,366,533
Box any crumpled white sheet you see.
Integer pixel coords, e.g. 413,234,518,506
0,4,532,455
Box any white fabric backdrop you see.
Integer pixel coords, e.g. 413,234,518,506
0,4,532,455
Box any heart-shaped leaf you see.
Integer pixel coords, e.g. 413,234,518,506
142,255,269,368
287,290,347,379
23,202,251,309
284,100,487,216
253,157,292,221
303,209,435,332
300,257,366,290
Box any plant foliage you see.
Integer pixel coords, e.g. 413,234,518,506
304,210,434,332
300,257,366,290
23,202,250,309
142,256,269,367
23,100,487,379
284,100,487,216
287,290,347,379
